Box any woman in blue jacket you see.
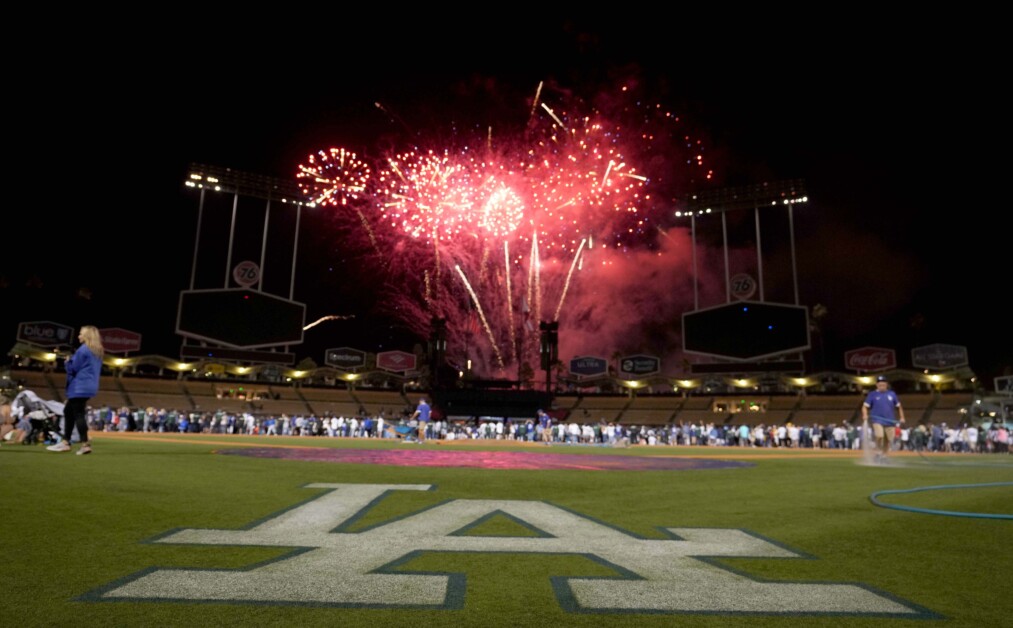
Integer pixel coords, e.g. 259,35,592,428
48,325,104,455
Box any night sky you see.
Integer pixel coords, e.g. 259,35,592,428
4,21,1008,386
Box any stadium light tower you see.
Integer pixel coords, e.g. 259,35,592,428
428,317,447,387
678,179,808,308
185,163,313,297
179,164,315,364
539,321,558,392
676,179,811,373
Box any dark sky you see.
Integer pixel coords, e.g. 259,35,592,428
4,21,1009,386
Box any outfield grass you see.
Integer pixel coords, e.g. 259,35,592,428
1,433,1010,627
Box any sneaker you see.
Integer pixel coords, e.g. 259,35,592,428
76,444,92,455
47,442,71,452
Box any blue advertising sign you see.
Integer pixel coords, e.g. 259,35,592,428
17,321,74,347
569,356,608,378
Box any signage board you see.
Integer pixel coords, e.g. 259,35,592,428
844,347,897,372
996,375,1013,395
682,302,809,361
232,260,261,288
17,321,74,347
619,354,661,377
325,347,366,369
177,288,305,348
911,344,969,369
569,356,609,378
730,273,757,300
99,327,142,354
377,350,416,372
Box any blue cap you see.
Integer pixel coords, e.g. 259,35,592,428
876,375,888,382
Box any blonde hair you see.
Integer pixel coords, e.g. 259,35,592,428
79,325,105,360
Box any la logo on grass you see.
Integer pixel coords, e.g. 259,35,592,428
84,483,935,617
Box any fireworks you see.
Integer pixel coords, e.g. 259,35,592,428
296,82,711,378
296,148,370,207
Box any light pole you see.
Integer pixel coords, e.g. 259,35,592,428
428,317,447,388
539,321,558,393
680,178,808,306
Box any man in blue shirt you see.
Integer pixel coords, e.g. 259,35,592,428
862,375,905,461
409,398,431,443
537,409,552,444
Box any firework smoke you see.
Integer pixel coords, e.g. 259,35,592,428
297,81,720,378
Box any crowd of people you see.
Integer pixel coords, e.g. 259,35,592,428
7,402,1002,455
6,326,1008,456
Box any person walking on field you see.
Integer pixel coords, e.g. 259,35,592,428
48,325,104,455
537,408,553,444
862,374,905,462
408,397,431,443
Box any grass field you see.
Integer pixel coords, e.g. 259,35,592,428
2,433,1010,627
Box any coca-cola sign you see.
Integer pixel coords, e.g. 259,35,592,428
844,347,896,372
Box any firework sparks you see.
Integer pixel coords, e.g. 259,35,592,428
540,102,567,132
296,149,381,256
528,81,543,126
296,148,370,206
504,241,517,361
554,238,586,322
298,81,711,376
454,264,505,370
303,314,354,331
528,234,541,332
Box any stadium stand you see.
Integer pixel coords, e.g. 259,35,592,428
1,370,984,429
620,408,677,425
253,398,311,416
119,377,187,395
726,395,801,426
574,395,630,422
14,370,60,400
189,396,252,413
901,393,935,423
296,386,361,416
934,392,974,411
800,410,856,425
298,386,356,403
127,393,192,412
795,395,862,425
92,390,128,409
351,389,410,416
680,396,713,411
619,395,681,425
675,409,725,424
